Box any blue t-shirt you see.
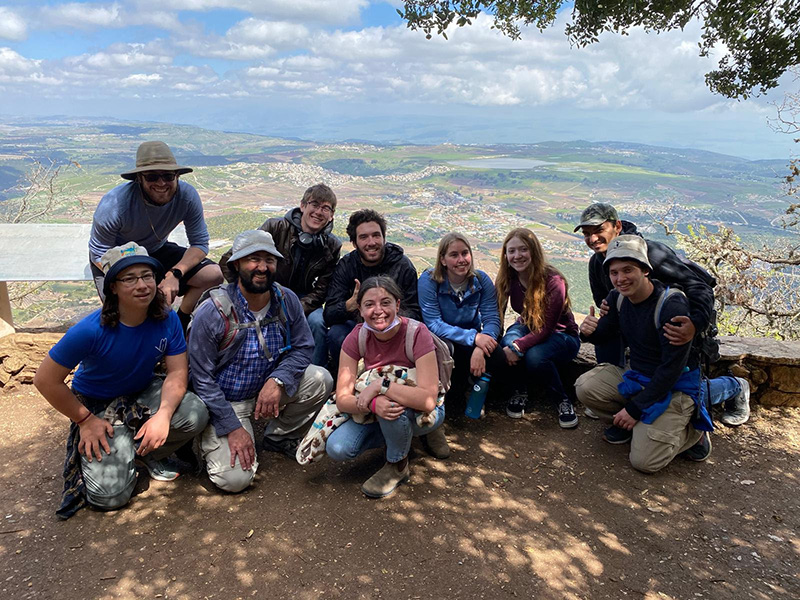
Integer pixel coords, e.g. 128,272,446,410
49,310,186,399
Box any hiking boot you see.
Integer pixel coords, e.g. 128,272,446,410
721,377,751,427
262,436,300,458
135,455,180,482
361,459,410,498
583,407,599,420
602,425,632,445
680,431,713,462
558,400,579,429
506,392,527,419
421,426,450,459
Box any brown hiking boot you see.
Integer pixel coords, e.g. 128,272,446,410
421,426,450,459
361,459,410,498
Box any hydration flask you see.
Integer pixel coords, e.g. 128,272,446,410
465,373,491,419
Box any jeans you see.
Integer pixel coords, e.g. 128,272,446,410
327,320,357,375
326,405,446,463
306,307,329,367
499,323,580,403
700,375,741,406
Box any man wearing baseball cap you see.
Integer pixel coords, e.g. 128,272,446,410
574,236,749,473
574,202,716,366
89,141,224,332
188,230,332,493
35,242,209,518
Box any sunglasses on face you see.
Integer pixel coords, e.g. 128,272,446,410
142,172,177,183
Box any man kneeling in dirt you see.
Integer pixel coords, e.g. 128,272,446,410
188,230,332,492
575,235,738,473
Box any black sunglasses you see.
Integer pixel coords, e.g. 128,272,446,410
142,172,177,183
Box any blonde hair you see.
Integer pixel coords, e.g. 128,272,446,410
495,228,570,331
431,232,477,284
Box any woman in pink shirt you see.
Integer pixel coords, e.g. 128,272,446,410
326,276,443,498
494,228,581,428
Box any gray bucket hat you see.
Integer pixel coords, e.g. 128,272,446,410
574,202,619,232
229,230,284,263
603,235,652,270
121,141,193,180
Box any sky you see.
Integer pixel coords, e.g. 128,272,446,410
0,0,796,160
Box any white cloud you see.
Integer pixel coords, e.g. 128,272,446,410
43,2,123,29
0,47,40,74
0,8,27,41
120,73,163,86
227,18,309,46
136,0,369,24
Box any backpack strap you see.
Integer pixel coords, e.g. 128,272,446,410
404,318,420,364
616,290,624,313
654,286,685,329
357,324,368,359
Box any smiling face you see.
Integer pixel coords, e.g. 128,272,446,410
354,221,385,267
608,258,653,304
441,240,472,283
111,264,157,309
137,171,179,206
504,236,532,275
359,286,400,331
236,251,278,295
299,199,334,234
581,220,623,255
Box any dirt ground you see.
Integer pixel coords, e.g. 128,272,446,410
1,386,798,600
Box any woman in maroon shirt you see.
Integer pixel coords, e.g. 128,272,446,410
494,228,581,427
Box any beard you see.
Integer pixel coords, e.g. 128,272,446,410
239,268,274,294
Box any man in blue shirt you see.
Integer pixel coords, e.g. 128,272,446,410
189,230,332,493
89,141,224,331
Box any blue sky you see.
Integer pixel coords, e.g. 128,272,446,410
0,1,795,160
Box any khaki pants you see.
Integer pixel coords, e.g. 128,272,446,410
575,364,702,473
200,365,332,492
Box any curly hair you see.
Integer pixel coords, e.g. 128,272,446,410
101,287,170,328
495,228,570,332
430,232,476,284
346,209,386,244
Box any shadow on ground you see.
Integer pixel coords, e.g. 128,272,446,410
1,387,798,600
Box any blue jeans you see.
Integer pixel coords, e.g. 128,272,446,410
328,320,357,374
326,405,446,463
700,375,741,406
501,323,580,403
306,307,329,367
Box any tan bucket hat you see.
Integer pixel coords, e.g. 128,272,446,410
120,141,193,180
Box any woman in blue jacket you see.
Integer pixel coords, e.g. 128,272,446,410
418,232,501,407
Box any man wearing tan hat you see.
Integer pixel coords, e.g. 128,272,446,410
89,141,224,332
188,230,332,493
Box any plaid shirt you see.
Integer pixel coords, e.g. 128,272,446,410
216,286,286,401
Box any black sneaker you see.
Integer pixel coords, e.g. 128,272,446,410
680,431,712,462
602,425,632,445
262,436,300,458
721,377,751,427
506,393,527,419
558,400,579,429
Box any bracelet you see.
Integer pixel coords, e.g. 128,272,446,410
370,398,377,413
74,412,92,425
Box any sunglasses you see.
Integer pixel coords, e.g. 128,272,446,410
142,172,177,183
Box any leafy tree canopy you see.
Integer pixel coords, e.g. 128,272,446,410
398,1,800,99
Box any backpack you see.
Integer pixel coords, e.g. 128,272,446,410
357,318,454,393
190,284,292,360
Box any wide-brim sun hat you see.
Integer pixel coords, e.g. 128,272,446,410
100,242,164,295
229,229,284,263
120,141,193,180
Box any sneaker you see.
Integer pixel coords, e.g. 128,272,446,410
602,425,633,445
506,393,527,419
262,436,300,458
421,426,450,459
558,400,579,429
583,407,599,420
721,377,751,427
135,455,180,482
361,459,410,498
680,431,713,462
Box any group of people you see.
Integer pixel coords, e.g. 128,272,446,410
33,141,752,518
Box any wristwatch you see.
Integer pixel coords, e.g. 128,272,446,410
271,377,285,389
380,377,391,396
169,267,183,281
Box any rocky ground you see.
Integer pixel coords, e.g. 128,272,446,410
1,384,798,600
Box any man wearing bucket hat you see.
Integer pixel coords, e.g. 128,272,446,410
574,236,749,473
574,202,716,366
188,230,332,493
34,242,209,519
89,141,224,332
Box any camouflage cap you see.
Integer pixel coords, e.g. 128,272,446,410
573,203,619,232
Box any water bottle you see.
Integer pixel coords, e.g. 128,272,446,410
465,373,491,419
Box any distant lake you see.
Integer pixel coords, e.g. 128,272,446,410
447,158,554,169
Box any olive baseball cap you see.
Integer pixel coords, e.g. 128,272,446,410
574,203,619,232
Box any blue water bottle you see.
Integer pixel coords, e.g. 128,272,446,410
465,373,491,419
